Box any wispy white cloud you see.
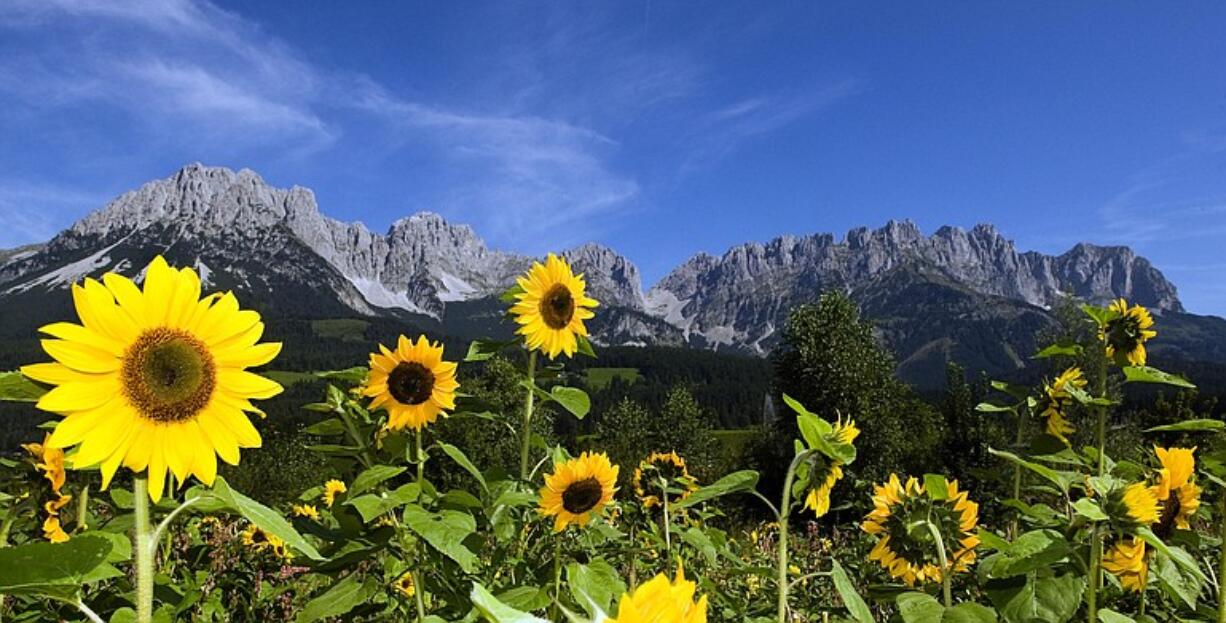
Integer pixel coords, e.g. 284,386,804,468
0,181,104,247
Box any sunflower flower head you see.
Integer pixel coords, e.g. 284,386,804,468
804,416,859,517
1105,482,1160,528
394,571,416,598
861,475,980,586
1100,299,1157,367
1038,367,1086,445
22,434,67,494
1151,446,1201,535
322,479,347,508
1102,536,1149,592
538,451,619,532
510,253,599,359
363,334,459,431
291,504,320,520
241,524,292,560
633,451,699,510
21,256,284,502
606,562,708,623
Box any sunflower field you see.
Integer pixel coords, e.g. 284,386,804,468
0,252,1223,623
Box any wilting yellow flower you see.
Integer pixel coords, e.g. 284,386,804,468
1039,367,1086,444
862,475,980,586
633,451,699,510
42,516,70,543
44,493,72,517
606,563,708,623
21,256,283,502
394,571,416,598
1100,299,1157,367
1151,446,1201,534
362,335,459,431
538,452,619,532
1103,536,1148,592
291,504,320,520
804,416,859,517
322,479,347,507
22,434,67,493
510,253,599,359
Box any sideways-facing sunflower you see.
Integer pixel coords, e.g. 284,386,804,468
363,335,459,431
1100,299,1157,367
291,504,320,520
510,253,599,359
1103,536,1148,592
633,451,699,510
1150,446,1201,536
539,452,619,532
606,563,708,623
862,475,980,586
21,256,283,502
805,416,860,517
322,479,347,507
1038,367,1086,444
1103,481,1160,530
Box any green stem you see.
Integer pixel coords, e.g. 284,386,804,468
1218,489,1226,623
151,497,200,546
926,521,953,608
133,476,154,623
74,599,104,623
1088,347,1109,623
661,479,672,573
0,510,14,547
75,485,90,531
519,350,539,481
339,404,376,468
551,537,563,620
628,523,638,591
412,570,427,623
1011,406,1026,540
415,428,425,484
777,452,805,623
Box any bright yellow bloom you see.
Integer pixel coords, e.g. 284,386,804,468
21,256,283,502
362,335,459,431
322,479,347,507
241,524,292,560
538,452,619,532
804,416,859,517
291,504,320,520
1101,299,1157,367
394,572,416,598
1122,482,1160,526
862,475,980,586
606,564,708,623
1039,367,1085,444
1151,446,1201,533
22,434,67,493
42,516,70,543
633,451,699,509
510,253,598,359
1103,536,1148,592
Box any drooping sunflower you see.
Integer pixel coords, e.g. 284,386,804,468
322,479,347,507
22,434,67,493
804,416,860,517
862,475,980,586
291,504,320,520
633,451,699,510
1150,446,1201,535
394,572,416,598
363,335,459,431
21,256,283,502
1038,367,1086,445
538,452,619,532
510,253,599,359
606,563,708,623
1102,536,1148,592
1100,298,1157,367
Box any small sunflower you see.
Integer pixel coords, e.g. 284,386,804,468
241,524,291,559
538,452,619,532
1038,367,1086,445
1100,299,1157,367
322,479,347,508
633,451,699,510
21,256,284,502
804,416,860,517
510,253,599,359
1102,536,1148,592
394,571,416,598
291,504,320,520
362,335,459,431
862,475,980,586
22,434,67,493
1150,446,1201,535
606,563,708,623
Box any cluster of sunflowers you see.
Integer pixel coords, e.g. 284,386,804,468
1,249,1223,623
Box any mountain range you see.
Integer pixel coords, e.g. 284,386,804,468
3,163,1224,387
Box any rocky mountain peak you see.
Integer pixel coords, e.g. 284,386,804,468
563,243,646,311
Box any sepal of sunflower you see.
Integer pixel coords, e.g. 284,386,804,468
509,253,599,359
1098,298,1157,367
861,474,980,586
363,334,459,431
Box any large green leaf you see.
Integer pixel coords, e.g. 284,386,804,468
566,559,624,620
296,574,376,623
982,530,1071,578
1096,609,1136,623
402,504,479,573
985,572,1084,623
205,477,323,560
672,470,759,509
348,465,407,497
345,483,421,523
1144,419,1224,433
830,559,873,623
944,603,998,623
471,582,550,623
897,592,945,623
1122,366,1196,389
439,442,488,495
550,386,590,419
1135,527,1208,583
1152,548,1201,611
0,370,47,402
1032,341,1083,359
0,535,113,600
988,449,1075,494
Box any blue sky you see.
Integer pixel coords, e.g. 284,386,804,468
1,2,1225,315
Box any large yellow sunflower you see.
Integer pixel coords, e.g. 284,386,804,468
1102,536,1148,592
633,451,699,510
804,417,860,517
1151,446,1201,535
1100,299,1157,367
510,253,599,359
1038,367,1086,445
862,475,980,586
21,256,283,502
538,452,619,532
606,564,708,623
362,334,459,431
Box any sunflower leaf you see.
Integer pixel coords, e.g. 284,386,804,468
438,442,488,494
549,386,591,419
1145,418,1224,433
0,370,48,402
348,465,407,497
0,535,113,600
465,340,516,362
1123,366,1197,389
401,504,479,573
1135,527,1208,584
566,559,624,620
830,559,874,623
672,470,759,510
296,574,377,623
1032,341,1083,359
471,581,549,623
988,448,1076,494
205,478,324,560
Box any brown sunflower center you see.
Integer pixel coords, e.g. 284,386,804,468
121,328,215,423
387,362,435,405
561,477,604,514
1155,496,1181,538
540,284,575,329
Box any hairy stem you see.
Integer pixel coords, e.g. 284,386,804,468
926,521,953,608
519,351,539,481
777,452,805,623
133,476,154,623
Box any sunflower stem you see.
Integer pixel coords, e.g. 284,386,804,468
925,521,953,608
661,478,673,574
1217,489,1226,623
519,350,538,481
412,570,427,623
150,496,200,546
776,451,805,623
1088,344,1109,623
1010,405,1026,540
133,476,154,623
551,536,563,620
415,428,425,485
74,599,104,623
